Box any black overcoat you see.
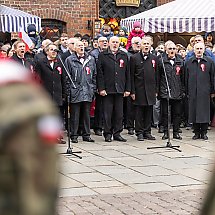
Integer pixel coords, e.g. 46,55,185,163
35,57,67,106
96,49,131,94
185,56,215,123
130,52,158,106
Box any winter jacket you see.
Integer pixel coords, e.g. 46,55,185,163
65,53,97,103
126,29,145,50
157,54,185,100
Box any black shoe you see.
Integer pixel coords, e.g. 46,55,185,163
83,137,95,142
137,134,144,141
162,132,169,140
57,138,66,144
113,135,127,142
201,134,208,140
128,128,134,135
158,126,164,133
94,129,102,136
105,135,112,142
144,134,156,140
173,133,182,140
178,128,182,133
71,138,78,143
192,134,200,140
151,123,158,128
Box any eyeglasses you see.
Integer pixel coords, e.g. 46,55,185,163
100,40,107,42
168,47,176,50
49,49,58,52
133,42,140,45
195,39,202,42
69,43,75,45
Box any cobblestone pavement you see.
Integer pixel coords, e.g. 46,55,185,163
57,128,215,215
57,189,205,215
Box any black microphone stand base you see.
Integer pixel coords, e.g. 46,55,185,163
61,147,82,159
147,142,181,152
60,96,82,159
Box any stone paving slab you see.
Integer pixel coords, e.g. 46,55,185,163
58,128,215,214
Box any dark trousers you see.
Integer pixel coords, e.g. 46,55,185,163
102,94,123,137
94,94,103,131
70,101,91,138
135,105,153,136
125,96,135,129
161,98,181,133
58,105,64,120
193,123,208,135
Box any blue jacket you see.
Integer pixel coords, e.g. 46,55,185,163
185,48,215,63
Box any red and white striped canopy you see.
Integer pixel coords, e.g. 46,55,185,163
121,0,215,33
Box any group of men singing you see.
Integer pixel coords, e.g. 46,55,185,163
11,34,214,143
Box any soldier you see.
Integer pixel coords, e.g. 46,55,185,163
0,60,60,215
200,165,215,215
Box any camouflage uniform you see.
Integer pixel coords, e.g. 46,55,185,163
200,165,215,215
0,62,60,215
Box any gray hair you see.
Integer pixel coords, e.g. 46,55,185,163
131,37,142,44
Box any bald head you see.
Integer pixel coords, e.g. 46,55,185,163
194,42,205,58
68,37,78,52
109,36,120,53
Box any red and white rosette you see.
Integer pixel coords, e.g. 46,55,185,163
151,59,156,68
200,64,205,72
176,66,180,75
57,66,62,75
86,66,91,74
119,59,124,68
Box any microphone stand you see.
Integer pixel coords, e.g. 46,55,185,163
147,52,181,152
58,54,82,158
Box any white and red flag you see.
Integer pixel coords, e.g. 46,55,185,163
18,26,33,51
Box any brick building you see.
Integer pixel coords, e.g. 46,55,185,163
2,0,173,40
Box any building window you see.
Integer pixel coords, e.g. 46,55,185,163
40,19,67,41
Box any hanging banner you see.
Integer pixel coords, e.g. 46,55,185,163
115,0,140,7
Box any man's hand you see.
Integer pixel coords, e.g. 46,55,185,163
131,94,135,100
211,94,215,98
99,90,107,96
124,91,130,97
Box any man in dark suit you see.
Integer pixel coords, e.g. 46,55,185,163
34,43,68,144
130,37,158,141
97,36,131,142
157,41,184,140
185,42,215,140
11,40,32,69
90,36,108,136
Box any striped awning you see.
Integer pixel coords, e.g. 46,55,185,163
121,0,215,33
0,5,41,33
